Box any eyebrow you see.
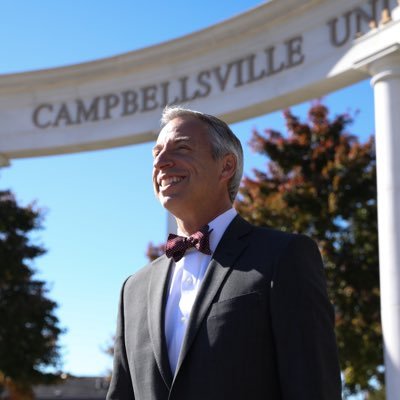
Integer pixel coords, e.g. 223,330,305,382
172,136,191,143
152,136,192,153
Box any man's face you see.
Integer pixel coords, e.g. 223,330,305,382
152,117,226,218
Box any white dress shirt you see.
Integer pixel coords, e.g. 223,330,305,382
164,208,237,374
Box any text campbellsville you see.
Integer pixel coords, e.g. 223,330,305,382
32,36,304,129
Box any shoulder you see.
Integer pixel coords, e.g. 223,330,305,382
234,214,319,260
122,254,169,293
233,213,300,243
252,224,317,250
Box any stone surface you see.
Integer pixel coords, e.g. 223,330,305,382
0,0,398,160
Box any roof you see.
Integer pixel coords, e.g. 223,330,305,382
33,377,109,400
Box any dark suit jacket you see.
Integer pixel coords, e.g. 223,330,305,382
107,215,342,400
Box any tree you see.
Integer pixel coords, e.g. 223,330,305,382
367,386,386,400
236,103,381,396
0,190,63,399
146,242,165,262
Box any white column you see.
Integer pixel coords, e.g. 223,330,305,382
370,52,400,400
167,212,177,235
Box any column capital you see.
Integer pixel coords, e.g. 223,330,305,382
353,45,400,80
370,66,400,86
370,51,400,86
0,153,10,167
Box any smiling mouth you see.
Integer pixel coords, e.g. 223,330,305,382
158,176,185,190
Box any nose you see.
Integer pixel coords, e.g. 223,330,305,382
153,148,174,170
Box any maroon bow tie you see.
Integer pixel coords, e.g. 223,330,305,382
165,225,213,262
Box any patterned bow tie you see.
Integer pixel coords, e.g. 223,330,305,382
165,225,213,262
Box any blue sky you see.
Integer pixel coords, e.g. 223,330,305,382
0,1,375,376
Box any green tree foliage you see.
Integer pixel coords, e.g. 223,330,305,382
236,103,381,395
367,386,386,400
0,190,63,398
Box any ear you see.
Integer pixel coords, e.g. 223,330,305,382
220,153,236,182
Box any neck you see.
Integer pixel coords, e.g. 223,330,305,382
175,205,232,235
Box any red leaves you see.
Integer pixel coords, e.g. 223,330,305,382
237,102,380,394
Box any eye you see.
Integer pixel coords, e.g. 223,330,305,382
152,148,161,158
177,144,190,151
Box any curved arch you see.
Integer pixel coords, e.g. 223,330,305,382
0,0,398,162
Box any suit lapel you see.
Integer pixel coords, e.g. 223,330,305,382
174,215,254,377
147,255,174,389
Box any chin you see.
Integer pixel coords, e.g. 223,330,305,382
159,194,176,209
160,196,187,217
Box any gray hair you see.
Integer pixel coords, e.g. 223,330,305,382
160,106,243,203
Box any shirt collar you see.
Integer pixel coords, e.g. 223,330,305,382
207,208,237,253
176,208,237,254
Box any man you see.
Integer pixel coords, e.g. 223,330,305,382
107,106,342,400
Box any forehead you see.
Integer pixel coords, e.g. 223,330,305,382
156,117,210,145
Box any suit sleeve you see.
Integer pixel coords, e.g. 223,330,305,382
107,279,135,400
270,235,342,400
